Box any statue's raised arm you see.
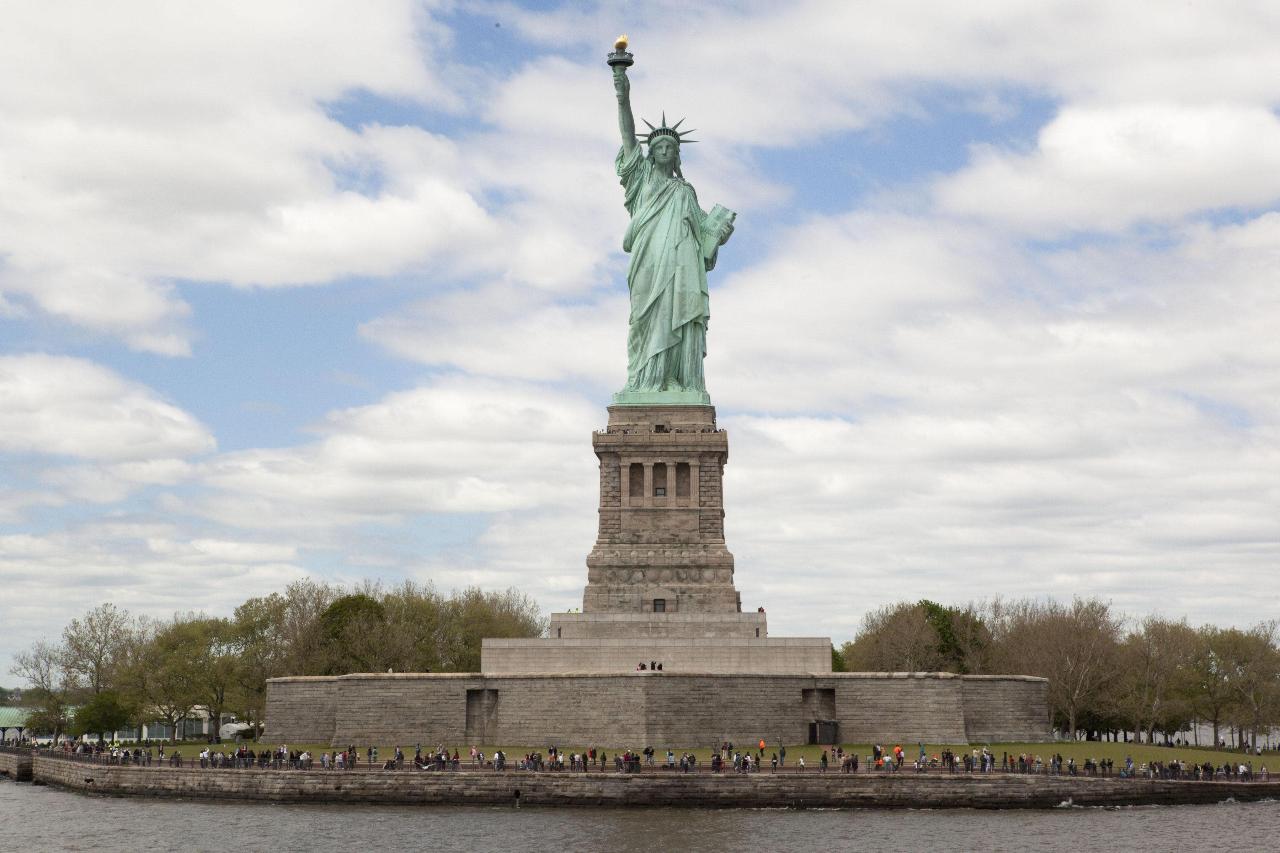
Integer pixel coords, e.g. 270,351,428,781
611,39,637,154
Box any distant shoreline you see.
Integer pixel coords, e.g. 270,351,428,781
6,752,1278,809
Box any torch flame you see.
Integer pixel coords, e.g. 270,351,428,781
614,34,629,52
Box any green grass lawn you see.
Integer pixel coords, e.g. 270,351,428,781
231,740,1271,770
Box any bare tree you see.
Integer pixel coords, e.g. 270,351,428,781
989,597,1123,739
61,603,135,694
10,641,76,740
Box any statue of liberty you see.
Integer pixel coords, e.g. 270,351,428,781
609,37,735,405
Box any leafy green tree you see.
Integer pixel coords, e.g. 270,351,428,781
130,618,203,742
1118,617,1197,742
71,690,134,743
437,587,545,672
183,617,242,741
839,600,990,674
317,593,389,675
1188,626,1239,747
1219,622,1279,750
379,580,447,672
231,596,289,726
840,601,944,672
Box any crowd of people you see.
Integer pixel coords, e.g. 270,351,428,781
20,738,1271,782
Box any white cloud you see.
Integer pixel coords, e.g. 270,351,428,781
0,0,488,352
195,378,599,529
0,354,214,461
361,283,626,387
937,104,1280,233
0,521,308,671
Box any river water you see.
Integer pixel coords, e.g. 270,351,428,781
1,777,1274,852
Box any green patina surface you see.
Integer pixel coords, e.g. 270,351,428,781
610,48,734,407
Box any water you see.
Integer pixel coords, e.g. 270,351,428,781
1,777,1275,852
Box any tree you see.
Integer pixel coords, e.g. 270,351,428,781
1188,626,1238,748
231,596,290,727
10,640,75,742
132,619,203,742
269,579,337,675
184,617,242,741
839,600,990,674
840,602,946,673
379,580,447,673
1117,616,1197,742
436,587,545,672
988,597,1123,739
919,600,991,674
1219,622,1280,750
71,690,134,743
61,603,135,695
316,593,390,675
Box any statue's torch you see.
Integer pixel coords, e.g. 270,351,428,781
607,34,633,68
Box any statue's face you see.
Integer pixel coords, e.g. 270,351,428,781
650,137,678,170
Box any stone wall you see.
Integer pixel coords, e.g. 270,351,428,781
0,749,32,781
265,672,1049,748
962,675,1053,743
548,611,768,640
481,637,832,675
28,755,1280,809
262,676,338,744
585,405,740,615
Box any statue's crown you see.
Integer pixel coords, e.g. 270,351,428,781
639,112,696,146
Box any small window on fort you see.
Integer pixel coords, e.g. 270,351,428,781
653,463,667,496
653,598,666,612
629,463,644,498
676,463,690,497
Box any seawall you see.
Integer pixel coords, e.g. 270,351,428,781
0,749,33,781
24,758,1280,809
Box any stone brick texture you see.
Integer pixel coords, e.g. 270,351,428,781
29,755,1280,809
480,637,832,675
548,612,767,640
264,672,1050,748
0,750,33,781
586,405,739,615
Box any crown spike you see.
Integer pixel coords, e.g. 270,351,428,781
642,118,656,131
661,111,667,127
671,118,685,131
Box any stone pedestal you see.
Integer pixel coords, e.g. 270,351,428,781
584,405,740,614
478,403,828,676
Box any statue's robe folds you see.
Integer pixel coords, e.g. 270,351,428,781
617,145,720,393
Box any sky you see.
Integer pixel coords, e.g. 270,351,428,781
2,1,1278,679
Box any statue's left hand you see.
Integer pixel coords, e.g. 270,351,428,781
718,222,734,244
